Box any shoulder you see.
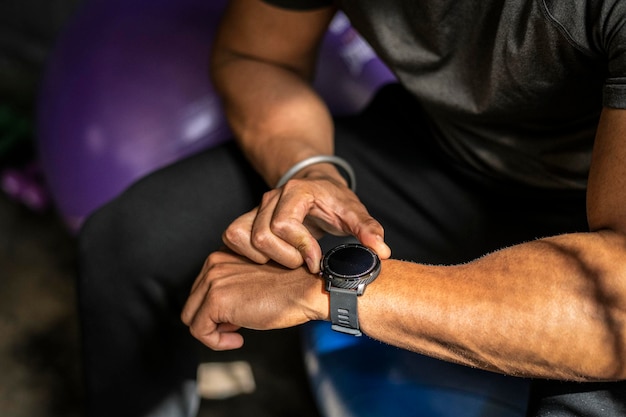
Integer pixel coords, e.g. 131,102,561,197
540,0,626,55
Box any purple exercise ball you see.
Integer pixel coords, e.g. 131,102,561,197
314,11,396,115
37,0,395,232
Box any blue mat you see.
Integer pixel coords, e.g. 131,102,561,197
301,321,530,417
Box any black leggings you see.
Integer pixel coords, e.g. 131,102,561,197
78,83,625,417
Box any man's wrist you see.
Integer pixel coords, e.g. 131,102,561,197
275,155,356,191
297,163,351,189
303,269,331,321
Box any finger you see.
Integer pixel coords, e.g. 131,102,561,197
204,323,244,351
270,216,322,272
184,284,245,350
250,192,308,269
189,259,210,295
182,259,219,325
263,187,331,271
190,321,244,351
353,218,392,259
188,250,236,296
222,208,271,264
314,199,391,259
181,284,205,325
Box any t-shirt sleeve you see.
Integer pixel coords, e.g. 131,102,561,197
261,0,333,10
601,1,626,108
603,78,626,109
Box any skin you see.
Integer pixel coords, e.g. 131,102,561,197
181,0,626,382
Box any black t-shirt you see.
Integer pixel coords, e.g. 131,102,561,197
262,4,626,416
263,0,626,190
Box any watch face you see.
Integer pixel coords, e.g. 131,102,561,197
324,244,379,280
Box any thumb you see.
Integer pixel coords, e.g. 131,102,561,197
360,232,392,259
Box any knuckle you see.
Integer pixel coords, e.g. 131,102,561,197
356,217,383,234
250,229,273,251
203,262,229,285
207,250,225,263
222,226,246,248
180,310,190,325
270,216,293,237
261,190,276,204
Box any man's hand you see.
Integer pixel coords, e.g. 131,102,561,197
222,174,392,273
181,249,328,350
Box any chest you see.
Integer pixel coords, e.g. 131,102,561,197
338,0,605,121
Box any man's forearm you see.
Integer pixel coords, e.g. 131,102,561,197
212,54,336,186
210,0,337,187
356,230,626,381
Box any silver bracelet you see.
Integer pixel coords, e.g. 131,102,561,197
275,155,356,191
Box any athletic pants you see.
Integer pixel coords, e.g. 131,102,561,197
78,83,626,416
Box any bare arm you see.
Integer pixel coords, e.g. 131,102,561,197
357,107,626,381
185,3,626,380
212,0,391,271
211,0,337,185
183,109,626,381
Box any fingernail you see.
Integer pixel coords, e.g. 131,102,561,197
306,257,318,273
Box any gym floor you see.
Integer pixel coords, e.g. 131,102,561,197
0,193,321,417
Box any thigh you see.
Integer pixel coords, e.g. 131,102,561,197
79,140,267,308
77,141,269,417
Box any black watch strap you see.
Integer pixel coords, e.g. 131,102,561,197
329,287,362,336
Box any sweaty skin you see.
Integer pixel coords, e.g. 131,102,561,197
181,0,626,382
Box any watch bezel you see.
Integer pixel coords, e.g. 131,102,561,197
321,243,381,291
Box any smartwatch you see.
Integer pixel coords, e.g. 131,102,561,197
320,243,381,336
